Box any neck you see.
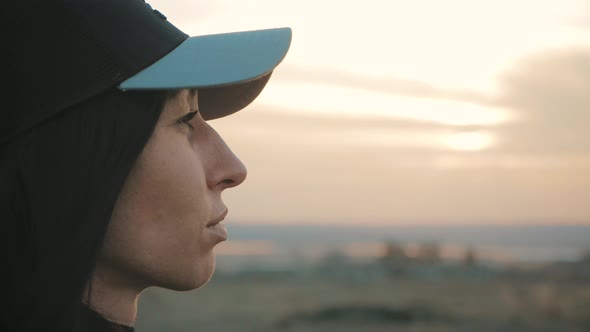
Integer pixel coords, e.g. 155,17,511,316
82,263,146,327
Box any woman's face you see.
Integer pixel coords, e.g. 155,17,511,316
97,89,247,291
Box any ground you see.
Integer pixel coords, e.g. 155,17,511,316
135,271,590,332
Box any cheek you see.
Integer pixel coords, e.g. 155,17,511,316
128,142,209,228
100,134,213,289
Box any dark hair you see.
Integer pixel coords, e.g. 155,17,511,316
0,87,169,331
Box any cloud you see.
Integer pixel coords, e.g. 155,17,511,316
276,65,495,107
212,46,590,225
491,47,590,154
270,47,590,157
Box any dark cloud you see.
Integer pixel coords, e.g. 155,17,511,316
496,48,590,122
491,48,590,154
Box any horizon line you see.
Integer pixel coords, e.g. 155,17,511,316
228,221,590,228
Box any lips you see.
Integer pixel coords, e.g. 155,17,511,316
206,209,228,242
207,209,228,227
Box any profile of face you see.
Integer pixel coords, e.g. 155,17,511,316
96,89,247,292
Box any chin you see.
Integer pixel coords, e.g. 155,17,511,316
162,252,216,291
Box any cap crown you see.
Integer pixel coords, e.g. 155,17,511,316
3,0,187,144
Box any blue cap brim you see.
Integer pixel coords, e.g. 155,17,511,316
118,27,292,90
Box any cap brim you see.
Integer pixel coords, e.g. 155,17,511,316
118,27,291,119
197,71,272,120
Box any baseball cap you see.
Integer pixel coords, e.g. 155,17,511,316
3,0,291,144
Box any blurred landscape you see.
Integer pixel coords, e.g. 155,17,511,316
136,224,590,332
138,2,590,331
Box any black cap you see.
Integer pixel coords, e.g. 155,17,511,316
3,0,291,144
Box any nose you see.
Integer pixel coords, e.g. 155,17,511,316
206,129,247,191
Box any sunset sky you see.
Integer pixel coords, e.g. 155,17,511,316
149,0,590,225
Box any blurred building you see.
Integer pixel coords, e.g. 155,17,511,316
415,241,442,264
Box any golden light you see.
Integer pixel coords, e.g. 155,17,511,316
444,131,495,151
149,0,590,225
258,82,511,126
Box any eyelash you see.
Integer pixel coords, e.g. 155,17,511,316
178,111,199,129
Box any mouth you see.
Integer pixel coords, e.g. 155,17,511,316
206,209,229,242
207,209,228,227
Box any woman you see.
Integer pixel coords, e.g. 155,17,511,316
1,1,291,331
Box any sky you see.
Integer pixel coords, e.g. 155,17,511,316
149,0,590,226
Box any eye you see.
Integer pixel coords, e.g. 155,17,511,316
178,111,199,129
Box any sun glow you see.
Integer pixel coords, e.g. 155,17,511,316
444,131,496,151
150,0,590,225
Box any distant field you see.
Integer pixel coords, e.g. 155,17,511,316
136,274,590,332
